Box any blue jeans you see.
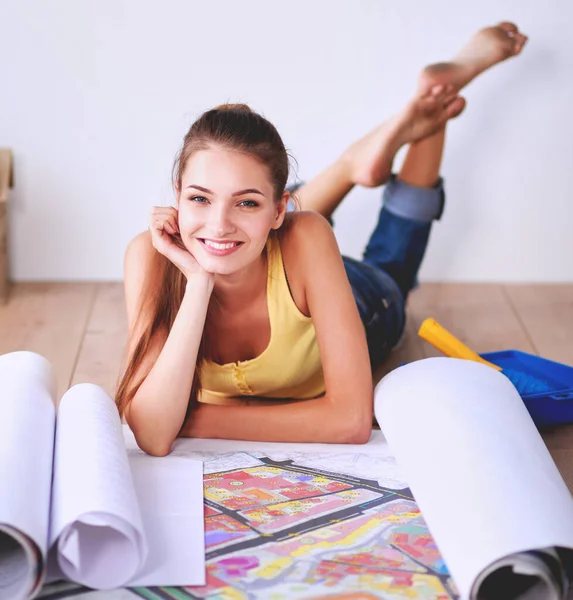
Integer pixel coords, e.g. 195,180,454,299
287,175,445,372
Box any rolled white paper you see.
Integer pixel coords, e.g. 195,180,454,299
374,357,573,599
49,383,147,589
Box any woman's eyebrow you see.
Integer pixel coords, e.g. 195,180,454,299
186,184,265,197
233,188,265,197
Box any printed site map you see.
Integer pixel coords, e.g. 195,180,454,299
39,448,458,600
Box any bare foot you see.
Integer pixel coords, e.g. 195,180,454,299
342,85,465,188
419,22,528,93
399,84,466,144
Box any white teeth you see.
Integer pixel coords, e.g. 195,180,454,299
204,240,238,250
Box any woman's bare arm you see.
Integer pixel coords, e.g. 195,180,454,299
181,395,371,443
122,232,213,456
181,212,374,444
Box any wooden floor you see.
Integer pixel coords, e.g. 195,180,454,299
2,282,573,488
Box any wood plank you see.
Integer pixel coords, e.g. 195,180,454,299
541,424,573,450
0,148,13,203
0,201,8,304
408,283,536,358
504,284,573,367
0,149,13,304
71,282,128,397
540,423,573,478
0,282,96,399
548,449,573,495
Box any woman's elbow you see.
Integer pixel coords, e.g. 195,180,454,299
336,408,373,444
344,421,372,444
130,422,175,456
126,408,177,456
138,438,173,457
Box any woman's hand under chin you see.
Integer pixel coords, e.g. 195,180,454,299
149,206,213,285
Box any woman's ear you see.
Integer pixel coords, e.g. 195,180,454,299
271,191,290,230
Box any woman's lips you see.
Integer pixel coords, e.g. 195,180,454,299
198,238,244,256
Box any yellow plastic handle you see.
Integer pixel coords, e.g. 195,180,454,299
418,318,502,371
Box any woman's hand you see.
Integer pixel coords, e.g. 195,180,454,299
149,206,212,283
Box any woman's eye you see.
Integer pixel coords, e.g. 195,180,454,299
239,200,258,208
190,195,208,203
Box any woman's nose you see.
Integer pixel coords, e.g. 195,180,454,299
210,206,236,236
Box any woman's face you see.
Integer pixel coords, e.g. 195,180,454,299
177,147,287,276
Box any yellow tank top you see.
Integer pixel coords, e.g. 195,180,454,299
199,234,325,403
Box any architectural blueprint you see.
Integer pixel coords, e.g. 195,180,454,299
39,443,457,600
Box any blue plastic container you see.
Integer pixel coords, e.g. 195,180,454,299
480,350,573,428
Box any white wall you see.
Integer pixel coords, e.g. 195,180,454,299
1,0,571,282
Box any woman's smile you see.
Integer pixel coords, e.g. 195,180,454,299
198,238,244,256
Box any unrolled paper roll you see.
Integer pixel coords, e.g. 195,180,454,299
49,384,148,589
0,351,57,599
374,358,573,600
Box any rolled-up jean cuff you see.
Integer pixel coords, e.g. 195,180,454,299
382,174,445,223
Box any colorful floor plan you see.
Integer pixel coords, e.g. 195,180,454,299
38,451,458,600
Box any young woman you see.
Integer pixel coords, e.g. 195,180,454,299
118,23,527,456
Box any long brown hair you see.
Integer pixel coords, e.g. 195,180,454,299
115,103,293,418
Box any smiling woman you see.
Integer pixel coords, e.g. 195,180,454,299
115,22,528,456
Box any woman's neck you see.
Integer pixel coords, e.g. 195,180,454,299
210,251,268,314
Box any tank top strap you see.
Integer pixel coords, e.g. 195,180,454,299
265,232,311,323
265,233,283,321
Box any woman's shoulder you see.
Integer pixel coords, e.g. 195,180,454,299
280,210,335,255
125,229,154,262
283,209,332,230
280,210,339,268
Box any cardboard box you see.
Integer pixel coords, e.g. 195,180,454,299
0,149,13,304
